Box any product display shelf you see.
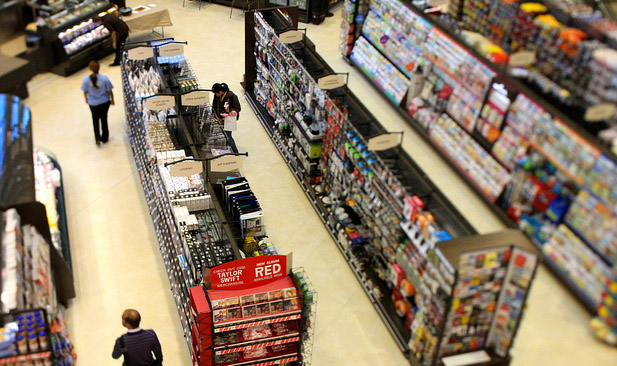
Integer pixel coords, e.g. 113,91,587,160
34,147,72,270
342,0,617,312
344,0,617,203
246,10,540,365
535,239,598,311
246,12,414,352
0,308,65,365
122,58,202,356
156,54,243,261
122,40,271,361
0,98,77,366
0,95,75,308
27,0,115,76
122,73,195,348
191,264,315,366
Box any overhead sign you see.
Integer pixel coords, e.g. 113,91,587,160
181,90,209,106
368,133,402,151
584,103,616,122
508,51,536,67
159,43,184,57
207,254,292,290
169,160,203,177
318,74,346,90
145,95,175,111
279,30,303,44
210,154,243,172
127,46,154,60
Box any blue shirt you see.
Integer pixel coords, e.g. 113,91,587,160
81,74,113,106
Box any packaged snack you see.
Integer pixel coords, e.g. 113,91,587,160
243,346,268,360
242,324,272,340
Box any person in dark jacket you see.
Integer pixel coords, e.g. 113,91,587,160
212,82,241,153
112,309,163,366
94,12,129,66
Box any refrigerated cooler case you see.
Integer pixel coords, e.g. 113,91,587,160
26,0,115,76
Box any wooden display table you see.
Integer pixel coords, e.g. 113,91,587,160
124,6,172,36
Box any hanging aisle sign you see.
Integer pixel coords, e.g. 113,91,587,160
145,95,175,111
181,90,209,106
317,74,346,90
279,30,303,44
584,103,617,122
159,43,184,57
127,46,154,60
169,160,204,177
206,254,292,290
210,154,243,172
508,51,536,67
368,133,402,151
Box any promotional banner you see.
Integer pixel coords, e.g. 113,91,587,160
206,254,292,290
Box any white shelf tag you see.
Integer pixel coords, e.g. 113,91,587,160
442,350,491,366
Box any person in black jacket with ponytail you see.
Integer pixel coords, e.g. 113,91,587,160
82,60,115,146
212,82,241,153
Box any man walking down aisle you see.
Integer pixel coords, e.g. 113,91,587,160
112,309,163,366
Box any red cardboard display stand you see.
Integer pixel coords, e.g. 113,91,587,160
190,255,304,366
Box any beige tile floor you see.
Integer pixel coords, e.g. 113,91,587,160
15,1,617,365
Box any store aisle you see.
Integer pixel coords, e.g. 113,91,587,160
20,1,617,365
25,58,193,364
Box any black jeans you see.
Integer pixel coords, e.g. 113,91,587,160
114,32,129,65
89,101,111,143
224,130,238,153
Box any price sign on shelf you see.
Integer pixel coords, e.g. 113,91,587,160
368,133,402,151
159,43,184,57
181,90,209,106
508,51,536,67
317,74,346,90
145,95,175,111
279,30,303,44
210,154,243,172
169,160,203,177
127,46,154,60
584,103,617,122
